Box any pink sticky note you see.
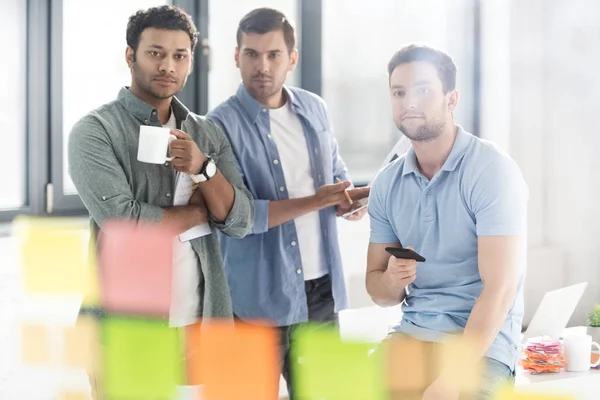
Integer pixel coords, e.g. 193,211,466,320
99,221,174,317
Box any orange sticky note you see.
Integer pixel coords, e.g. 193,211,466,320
20,323,51,364
64,314,100,372
196,321,279,400
99,221,174,317
184,322,203,385
385,334,432,394
16,217,87,294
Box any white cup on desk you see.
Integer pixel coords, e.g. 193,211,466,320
563,333,600,371
137,125,176,164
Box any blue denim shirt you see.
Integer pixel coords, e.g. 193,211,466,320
207,84,350,326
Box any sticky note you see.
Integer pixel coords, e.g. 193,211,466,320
58,392,89,400
496,384,576,400
102,316,183,399
64,314,100,369
20,323,51,364
99,221,173,317
82,237,100,308
16,217,87,294
196,321,279,400
384,334,432,394
292,325,386,400
435,336,482,394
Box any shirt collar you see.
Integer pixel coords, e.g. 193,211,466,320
235,83,300,121
402,125,472,176
117,86,190,125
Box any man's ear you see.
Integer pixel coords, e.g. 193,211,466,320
288,48,299,72
125,46,135,68
447,89,459,113
234,46,240,68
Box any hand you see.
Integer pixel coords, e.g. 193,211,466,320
382,246,417,291
169,129,207,175
421,376,460,400
314,180,352,209
336,202,367,221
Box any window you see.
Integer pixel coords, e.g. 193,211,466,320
62,0,172,195
0,0,27,209
322,0,476,183
208,0,299,110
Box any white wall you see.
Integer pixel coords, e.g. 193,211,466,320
479,0,600,326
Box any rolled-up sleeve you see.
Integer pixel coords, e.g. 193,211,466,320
207,121,254,238
68,119,164,226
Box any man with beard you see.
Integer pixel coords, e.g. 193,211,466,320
68,5,253,324
207,7,369,399
366,45,528,400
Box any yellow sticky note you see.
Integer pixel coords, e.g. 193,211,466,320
435,336,482,394
81,237,100,308
16,217,88,294
58,391,89,400
496,384,576,400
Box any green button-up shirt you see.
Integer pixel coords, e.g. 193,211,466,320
68,87,254,319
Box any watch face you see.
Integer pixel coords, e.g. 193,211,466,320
206,160,217,177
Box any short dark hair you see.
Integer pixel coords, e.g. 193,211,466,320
236,8,295,53
387,45,457,93
126,5,199,58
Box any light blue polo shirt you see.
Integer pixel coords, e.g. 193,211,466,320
369,125,528,370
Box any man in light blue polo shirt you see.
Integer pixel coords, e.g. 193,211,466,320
366,45,528,400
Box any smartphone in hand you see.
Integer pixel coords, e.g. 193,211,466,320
385,246,426,262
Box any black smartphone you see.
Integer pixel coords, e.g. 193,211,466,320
385,246,426,262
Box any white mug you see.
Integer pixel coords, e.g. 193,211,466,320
563,333,600,372
137,125,176,164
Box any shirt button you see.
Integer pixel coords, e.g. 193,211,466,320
426,189,431,195
144,119,148,124
164,162,169,167
267,134,272,139
166,192,171,198
273,159,279,165
101,196,106,201
262,108,267,113
279,186,285,192
296,269,302,275
152,110,156,115
291,241,297,246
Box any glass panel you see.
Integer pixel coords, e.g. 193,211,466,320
208,0,299,110
62,0,172,195
322,0,475,183
0,0,27,209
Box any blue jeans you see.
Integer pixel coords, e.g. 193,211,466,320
474,357,515,400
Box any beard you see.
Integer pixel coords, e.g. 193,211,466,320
399,119,446,142
132,63,185,100
244,73,284,102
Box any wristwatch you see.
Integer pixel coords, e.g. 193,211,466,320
191,156,217,183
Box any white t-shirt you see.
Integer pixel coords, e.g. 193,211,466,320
163,109,200,327
269,101,328,280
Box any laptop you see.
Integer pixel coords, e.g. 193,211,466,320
522,282,588,341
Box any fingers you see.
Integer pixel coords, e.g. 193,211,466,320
348,186,371,200
170,129,192,140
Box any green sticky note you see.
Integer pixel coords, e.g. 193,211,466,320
102,316,184,399
292,325,386,400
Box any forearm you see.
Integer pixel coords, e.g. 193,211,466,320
197,170,235,222
366,270,406,307
461,285,516,360
161,205,208,235
267,196,321,229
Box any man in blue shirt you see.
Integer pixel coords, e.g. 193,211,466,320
207,7,369,398
367,45,528,400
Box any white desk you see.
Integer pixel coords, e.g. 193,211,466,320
515,368,600,400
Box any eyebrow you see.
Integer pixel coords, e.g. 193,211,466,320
147,44,189,52
243,48,283,53
390,80,432,90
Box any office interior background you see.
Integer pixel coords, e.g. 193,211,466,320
1,0,600,397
